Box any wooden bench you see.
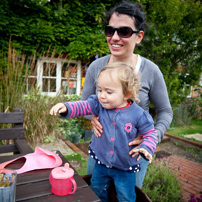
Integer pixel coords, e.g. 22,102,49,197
0,108,33,156
82,174,152,202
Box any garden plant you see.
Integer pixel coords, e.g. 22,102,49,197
143,156,183,202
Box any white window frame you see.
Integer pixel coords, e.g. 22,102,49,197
36,57,81,96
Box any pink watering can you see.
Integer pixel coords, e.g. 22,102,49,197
49,163,77,196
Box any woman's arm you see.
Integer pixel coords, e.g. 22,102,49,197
149,69,173,143
139,58,173,143
81,64,97,101
81,56,110,101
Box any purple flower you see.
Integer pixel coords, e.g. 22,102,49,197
95,54,99,60
186,180,189,183
178,166,180,170
190,194,194,198
164,162,166,166
200,194,202,198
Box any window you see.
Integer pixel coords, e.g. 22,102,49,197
26,57,81,96
61,62,78,95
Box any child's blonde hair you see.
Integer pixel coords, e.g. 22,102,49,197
99,62,141,102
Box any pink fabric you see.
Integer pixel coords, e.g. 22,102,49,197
0,147,62,174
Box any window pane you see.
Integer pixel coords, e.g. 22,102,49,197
62,63,69,78
43,78,48,92
61,79,68,94
61,63,77,78
42,78,56,92
61,79,76,95
69,65,77,78
43,63,56,76
25,77,37,93
50,79,56,92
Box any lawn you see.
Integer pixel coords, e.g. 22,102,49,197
167,120,202,144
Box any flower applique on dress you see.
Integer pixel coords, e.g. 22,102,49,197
125,123,132,132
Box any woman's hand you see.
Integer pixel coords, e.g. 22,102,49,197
50,103,67,116
91,116,103,137
128,136,143,160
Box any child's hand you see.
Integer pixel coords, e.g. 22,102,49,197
50,103,67,116
129,148,153,163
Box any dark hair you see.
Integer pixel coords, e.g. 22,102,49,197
106,1,146,31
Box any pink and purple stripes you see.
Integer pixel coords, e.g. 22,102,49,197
68,101,93,118
140,129,157,153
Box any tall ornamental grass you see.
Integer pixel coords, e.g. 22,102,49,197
0,44,26,112
0,44,82,143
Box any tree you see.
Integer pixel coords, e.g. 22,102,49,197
139,0,202,105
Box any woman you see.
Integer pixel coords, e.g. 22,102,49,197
81,1,173,189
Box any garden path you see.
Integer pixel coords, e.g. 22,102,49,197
31,138,74,156
184,133,202,141
155,147,202,202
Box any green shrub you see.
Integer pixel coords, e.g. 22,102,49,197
143,157,183,202
192,85,202,119
23,87,64,143
172,100,198,127
23,88,82,144
55,95,87,144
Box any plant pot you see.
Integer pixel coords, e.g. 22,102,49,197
69,133,82,144
84,130,93,142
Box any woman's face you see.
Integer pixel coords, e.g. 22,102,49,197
107,13,143,59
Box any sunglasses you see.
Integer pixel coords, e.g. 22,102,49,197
105,25,139,38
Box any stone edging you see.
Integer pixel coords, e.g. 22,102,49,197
60,132,202,161
165,132,202,148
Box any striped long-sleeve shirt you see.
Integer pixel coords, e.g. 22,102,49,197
61,95,157,172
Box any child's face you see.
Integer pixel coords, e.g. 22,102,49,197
97,70,129,109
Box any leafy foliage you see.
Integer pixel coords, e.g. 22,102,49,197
140,0,202,105
192,85,202,117
0,0,111,59
1,0,202,106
